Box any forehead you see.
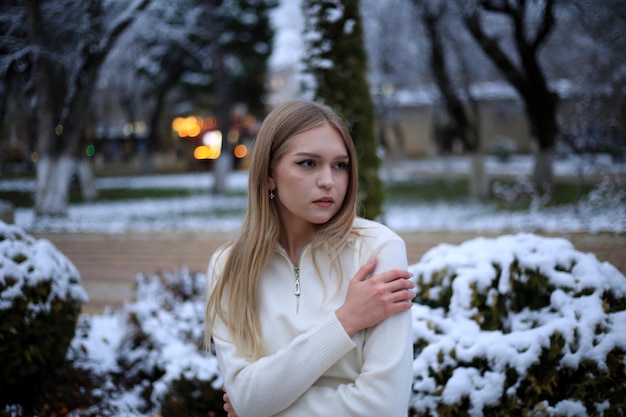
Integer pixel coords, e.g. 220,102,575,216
285,123,348,155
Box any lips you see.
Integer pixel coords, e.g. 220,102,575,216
313,197,334,207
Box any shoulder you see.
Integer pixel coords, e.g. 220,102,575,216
350,218,408,268
207,244,233,279
351,217,404,246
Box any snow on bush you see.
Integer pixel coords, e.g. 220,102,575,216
409,233,626,416
0,221,88,398
68,268,222,416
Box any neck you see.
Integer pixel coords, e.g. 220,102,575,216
278,224,316,266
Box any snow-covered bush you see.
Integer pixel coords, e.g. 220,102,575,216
68,267,223,416
0,221,88,402
409,233,626,416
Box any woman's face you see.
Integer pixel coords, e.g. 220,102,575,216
269,122,350,232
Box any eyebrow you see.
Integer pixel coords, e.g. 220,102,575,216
293,152,350,160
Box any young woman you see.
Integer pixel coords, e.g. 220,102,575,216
205,100,415,417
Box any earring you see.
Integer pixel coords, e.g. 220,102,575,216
269,189,275,200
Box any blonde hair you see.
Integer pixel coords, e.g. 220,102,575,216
205,101,359,359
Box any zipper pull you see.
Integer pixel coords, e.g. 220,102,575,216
294,266,301,314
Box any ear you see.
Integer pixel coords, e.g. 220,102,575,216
268,176,276,190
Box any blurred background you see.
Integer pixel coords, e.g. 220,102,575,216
0,0,624,223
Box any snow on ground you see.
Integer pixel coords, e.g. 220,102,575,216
3,155,625,234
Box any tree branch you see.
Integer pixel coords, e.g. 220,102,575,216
459,3,528,93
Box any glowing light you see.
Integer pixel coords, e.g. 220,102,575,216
202,130,222,147
234,144,248,159
194,145,221,160
188,124,201,137
85,145,95,157
55,125,63,135
172,116,204,138
124,123,134,136
172,117,185,132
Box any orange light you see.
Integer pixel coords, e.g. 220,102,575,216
194,145,221,160
233,144,248,159
172,117,185,133
172,116,204,138
188,124,201,137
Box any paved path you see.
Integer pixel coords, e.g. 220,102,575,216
35,231,626,315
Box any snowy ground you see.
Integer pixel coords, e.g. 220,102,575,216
3,155,625,234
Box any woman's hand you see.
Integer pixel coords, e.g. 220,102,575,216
223,389,239,417
336,258,415,337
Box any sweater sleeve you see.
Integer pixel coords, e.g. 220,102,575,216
207,252,357,417
281,235,413,416
213,313,356,417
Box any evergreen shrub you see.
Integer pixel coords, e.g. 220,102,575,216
122,269,224,416
409,233,626,416
0,221,87,404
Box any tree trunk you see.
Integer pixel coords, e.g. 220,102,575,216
213,47,232,195
525,91,558,193
469,153,489,199
532,147,554,195
77,158,98,201
34,154,75,217
213,152,233,195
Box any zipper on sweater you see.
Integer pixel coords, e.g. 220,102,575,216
294,266,301,314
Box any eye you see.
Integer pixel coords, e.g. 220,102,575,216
296,159,315,168
333,161,349,170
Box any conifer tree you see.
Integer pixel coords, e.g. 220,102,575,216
302,0,383,219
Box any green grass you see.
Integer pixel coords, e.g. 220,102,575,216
0,190,35,208
0,188,201,208
383,178,599,210
384,179,470,204
0,177,602,210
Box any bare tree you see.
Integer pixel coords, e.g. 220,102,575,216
413,0,488,199
457,0,558,194
22,0,151,217
418,1,478,152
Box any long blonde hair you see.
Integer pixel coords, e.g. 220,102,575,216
205,101,359,359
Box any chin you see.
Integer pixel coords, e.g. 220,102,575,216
310,215,335,225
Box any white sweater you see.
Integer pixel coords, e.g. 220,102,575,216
207,217,413,417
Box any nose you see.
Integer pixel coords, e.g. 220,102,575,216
317,165,333,189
